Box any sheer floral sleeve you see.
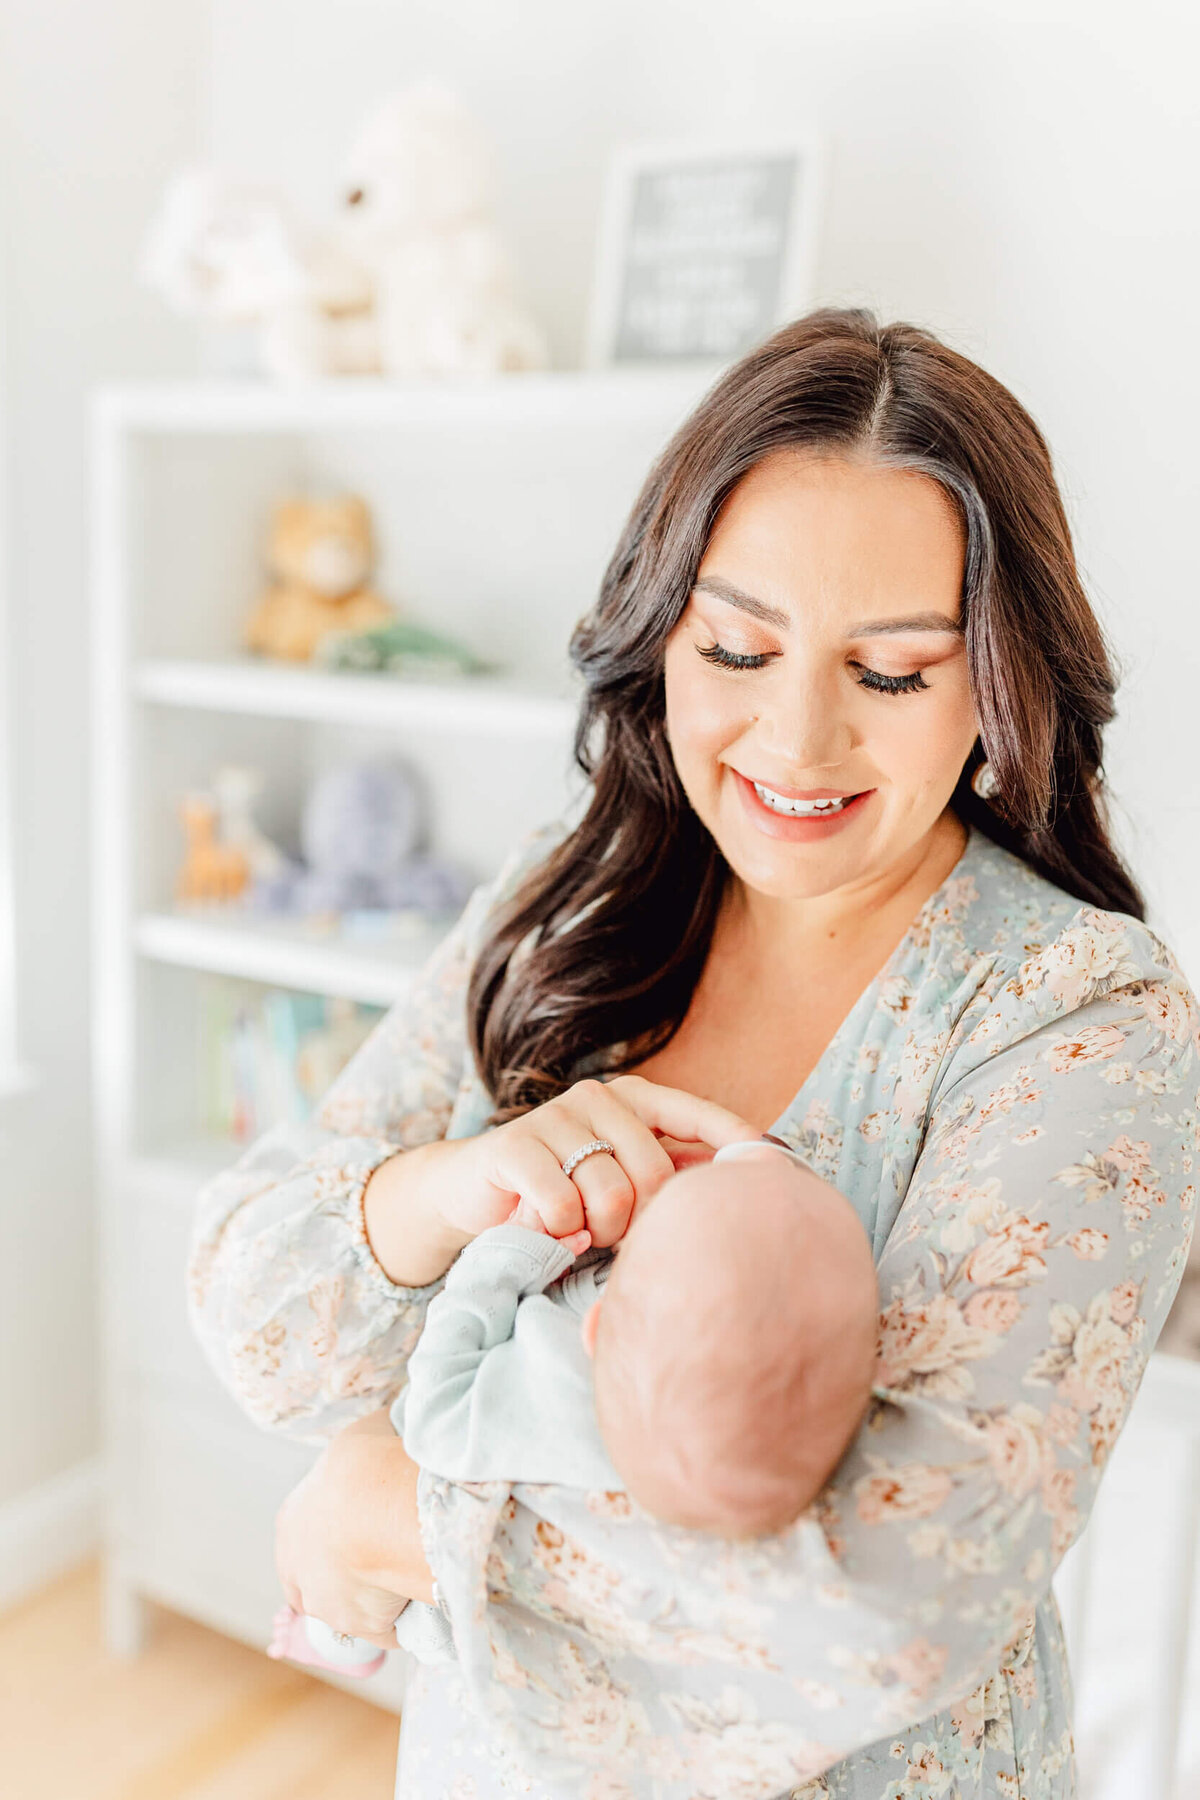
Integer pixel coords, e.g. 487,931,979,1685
416,900,1199,1798
184,832,553,1447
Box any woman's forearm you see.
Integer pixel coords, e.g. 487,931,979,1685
351,1420,436,1606
381,1436,435,1604
276,1409,435,1637
362,1141,474,1288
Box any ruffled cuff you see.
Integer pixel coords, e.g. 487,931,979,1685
315,1135,452,1307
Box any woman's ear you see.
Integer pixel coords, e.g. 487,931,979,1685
581,1297,603,1358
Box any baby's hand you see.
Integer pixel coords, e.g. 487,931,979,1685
511,1195,592,1258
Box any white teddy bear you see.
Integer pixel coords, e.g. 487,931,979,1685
141,82,547,381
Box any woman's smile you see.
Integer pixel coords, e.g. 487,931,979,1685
662,448,979,905
732,770,875,840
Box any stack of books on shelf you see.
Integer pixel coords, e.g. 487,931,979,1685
201,979,383,1143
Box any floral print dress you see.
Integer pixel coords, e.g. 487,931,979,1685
186,821,1199,1800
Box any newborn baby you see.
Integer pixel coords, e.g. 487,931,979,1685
273,1137,878,1674
587,1140,879,1538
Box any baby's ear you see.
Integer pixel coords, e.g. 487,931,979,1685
581,1298,603,1359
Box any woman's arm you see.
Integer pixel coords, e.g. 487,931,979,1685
274,1408,435,1649
416,920,1199,1794
361,1141,475,1288
185,833,552,1444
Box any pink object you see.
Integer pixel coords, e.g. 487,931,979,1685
267,1602,386,1679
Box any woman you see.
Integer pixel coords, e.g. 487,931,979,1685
188,309,1198,1799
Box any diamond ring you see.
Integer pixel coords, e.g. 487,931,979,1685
560,1139,617,1179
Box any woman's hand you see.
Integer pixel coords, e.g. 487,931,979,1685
440,1074,760,1250
274,1408,433,1651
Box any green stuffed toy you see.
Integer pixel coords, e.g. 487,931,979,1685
315,618,493,679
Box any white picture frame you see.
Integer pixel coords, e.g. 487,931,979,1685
585,135,827,369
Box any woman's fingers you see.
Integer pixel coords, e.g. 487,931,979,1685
602,1074,760,1149
515,1082,665,1247
482,1134,588,1239
486,1096,645,1248
271,1419,432,1654
558,1086,673,1242
294,1584,396,1646
567,1077,761,1242
479,1076,761,1252
501,1125,632,1249
654,1132,720,1172
517,1077,759,1247
561,1149,637,1247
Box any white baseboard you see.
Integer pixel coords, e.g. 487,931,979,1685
0,1456,104,1613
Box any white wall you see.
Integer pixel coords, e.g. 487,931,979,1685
208,0,1200,975
0,0,206,1508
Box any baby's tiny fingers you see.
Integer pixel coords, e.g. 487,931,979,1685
560,1228,592,1256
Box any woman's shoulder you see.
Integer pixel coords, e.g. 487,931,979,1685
946,827,1199,1049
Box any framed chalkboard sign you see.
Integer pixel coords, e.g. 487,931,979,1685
586,137,825,368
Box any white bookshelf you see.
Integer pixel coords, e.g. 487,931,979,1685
134,656,576,737
132,909,448,1006
90,367,714,1708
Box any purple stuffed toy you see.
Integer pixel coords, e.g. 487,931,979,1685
254,759,471,917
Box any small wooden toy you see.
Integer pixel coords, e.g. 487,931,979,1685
176,794,251,905
212,765,292,883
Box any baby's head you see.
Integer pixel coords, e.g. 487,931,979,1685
582,1147,878,1537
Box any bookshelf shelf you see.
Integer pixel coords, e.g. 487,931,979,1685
134,908,452,1006
134,657,578,739
90,368,710,1703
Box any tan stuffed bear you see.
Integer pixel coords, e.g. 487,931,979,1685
244,495,396,662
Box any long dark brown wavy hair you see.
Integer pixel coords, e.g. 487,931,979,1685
469,307,1143,1122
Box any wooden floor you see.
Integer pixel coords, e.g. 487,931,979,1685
0,1560,400,1800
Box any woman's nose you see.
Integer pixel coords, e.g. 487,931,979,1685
756,672,855,772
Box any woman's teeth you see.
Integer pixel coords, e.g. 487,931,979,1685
752,782,851,817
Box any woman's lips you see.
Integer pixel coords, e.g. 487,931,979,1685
732,770,873,840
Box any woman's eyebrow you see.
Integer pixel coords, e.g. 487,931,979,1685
848,613,964,637
692,577,790,628
692,577,962,639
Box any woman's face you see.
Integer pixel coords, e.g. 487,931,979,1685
662,450,979,903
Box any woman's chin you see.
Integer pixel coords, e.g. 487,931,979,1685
718,824,879,901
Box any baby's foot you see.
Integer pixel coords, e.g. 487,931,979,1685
267,1604,386,1678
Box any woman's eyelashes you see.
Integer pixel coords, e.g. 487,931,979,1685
695,640,930,693
696,640,772,671
852,664,930,694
